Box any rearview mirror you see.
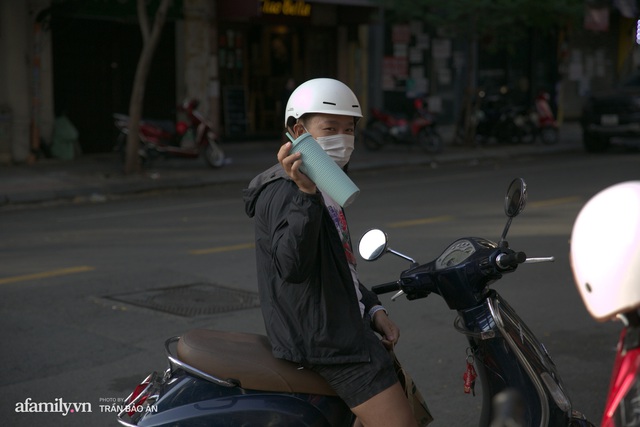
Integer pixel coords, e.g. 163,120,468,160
505,178,527,218
358,229,388,261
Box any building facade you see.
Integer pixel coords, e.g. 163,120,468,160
0,0,637,163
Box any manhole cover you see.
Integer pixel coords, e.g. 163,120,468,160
106,283,261,317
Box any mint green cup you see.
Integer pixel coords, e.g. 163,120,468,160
288,133,360,207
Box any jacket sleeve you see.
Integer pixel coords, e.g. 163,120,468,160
261,179,325,283
358,281,382,314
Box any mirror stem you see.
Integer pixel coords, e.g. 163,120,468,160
388,249,417,264
499,217,513,246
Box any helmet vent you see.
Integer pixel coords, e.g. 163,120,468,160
322,102,337,106
585,282,592,293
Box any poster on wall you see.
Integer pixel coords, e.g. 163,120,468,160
392,24,411,44
383,56,408,90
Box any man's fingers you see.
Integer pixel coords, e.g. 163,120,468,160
278,142,294,163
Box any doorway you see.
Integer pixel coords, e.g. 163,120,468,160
51,15,176,153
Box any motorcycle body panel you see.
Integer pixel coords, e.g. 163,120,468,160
118,369,353,427
459,292,572,427
602,326,640,427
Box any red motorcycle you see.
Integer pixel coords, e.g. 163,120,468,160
360,97,443,153
113,99,225,168
529,91,559,145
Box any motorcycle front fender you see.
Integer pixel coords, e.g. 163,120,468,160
458,291,584,427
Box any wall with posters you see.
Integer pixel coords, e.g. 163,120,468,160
381,21,458,123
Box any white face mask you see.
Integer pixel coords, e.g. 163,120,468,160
315,134,355,168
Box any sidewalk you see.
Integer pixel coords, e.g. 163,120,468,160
0,123,584,207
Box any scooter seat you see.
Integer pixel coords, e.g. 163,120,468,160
177,329,337,396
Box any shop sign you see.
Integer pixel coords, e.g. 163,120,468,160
262,0,311,17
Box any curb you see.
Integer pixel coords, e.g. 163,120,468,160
0,124,584,207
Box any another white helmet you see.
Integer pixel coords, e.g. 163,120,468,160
284,78,362,127
570,181,640,321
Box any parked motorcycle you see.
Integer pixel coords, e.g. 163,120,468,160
570,181,640,427
357,178,593,427
471,88,531,145
360,96,443,153
493,90,559,146
531,91,559,145
467,87,557,146
113,98,225,168
473,89,508,144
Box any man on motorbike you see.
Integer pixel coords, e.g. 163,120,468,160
243,78,421,427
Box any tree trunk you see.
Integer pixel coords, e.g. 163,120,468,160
453,11,479,147
124,0,173,174
462,35,478,146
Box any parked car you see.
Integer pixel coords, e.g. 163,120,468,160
580,72,640,152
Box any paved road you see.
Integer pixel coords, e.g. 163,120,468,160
1,144,638,426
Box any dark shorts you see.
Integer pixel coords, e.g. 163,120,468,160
308,325,398,408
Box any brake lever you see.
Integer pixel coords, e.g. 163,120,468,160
524,256,555,263
391,290,405,301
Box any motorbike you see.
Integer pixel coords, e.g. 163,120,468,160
492,91,559,146
531,91,559,145
473,89,508,144
471,88,531,145
357,178,594,427
360,96,443,153
453,88,521,146
600,312,640,427
466,87,557,146
116,329,357,426
113,98,225,168
115,178,594,427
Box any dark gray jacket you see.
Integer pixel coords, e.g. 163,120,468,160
243,164,381,365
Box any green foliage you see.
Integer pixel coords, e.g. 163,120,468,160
379,0,583,48
51,0,183,21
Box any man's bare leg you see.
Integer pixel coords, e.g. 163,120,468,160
350,382,418,427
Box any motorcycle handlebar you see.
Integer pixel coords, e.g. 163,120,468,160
371,281,401,295
496,251,527,269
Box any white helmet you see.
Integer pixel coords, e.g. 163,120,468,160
570,181,640,321
284,78,362,127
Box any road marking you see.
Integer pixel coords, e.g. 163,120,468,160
387,215,454,228
190,243,255,255
0,266,95,285
530,196,581,208
56,200,238,221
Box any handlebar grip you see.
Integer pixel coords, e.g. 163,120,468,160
371,281,401,295
497,251,527,269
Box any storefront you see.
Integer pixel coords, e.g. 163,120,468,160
40,0,379,155
216,0,378,139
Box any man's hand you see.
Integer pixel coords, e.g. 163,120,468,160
372,310,400,350
278,142,317,194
